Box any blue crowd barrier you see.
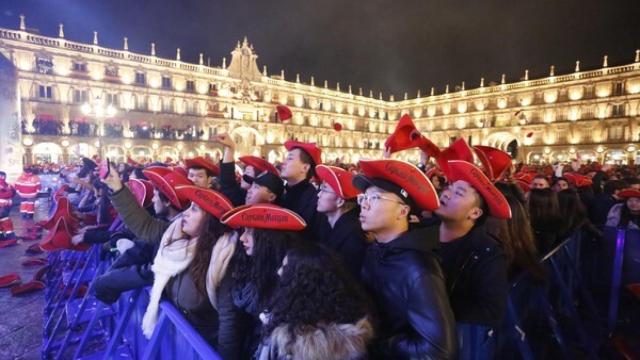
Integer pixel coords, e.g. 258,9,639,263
41,247,223,359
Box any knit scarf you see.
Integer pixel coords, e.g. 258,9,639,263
141,219,238,338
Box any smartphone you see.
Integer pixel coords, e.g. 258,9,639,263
100,158,111,179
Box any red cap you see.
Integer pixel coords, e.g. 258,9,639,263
333,122,343,132
618,189,640,199
353,159,440,211
436,138,475,176
221,203,306,230
315,165,361,199
143,167,193,210
384,114,441,157
515,179,531,193
513,172,536,184
185,156,220,176
276,105,293,121
446,160,512,219
284,141,322,167
239,156,279,176
126,179,154,208
175,185,233,219
473,145,512,181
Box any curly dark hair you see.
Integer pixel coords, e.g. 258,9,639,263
232,229,298,311
264,242,370,337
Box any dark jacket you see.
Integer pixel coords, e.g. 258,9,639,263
219,161,247,207
361,226,457,359
280,179,319,241
165,257,246,360
590,194,620,227
316,207,367,278
437,224,508,329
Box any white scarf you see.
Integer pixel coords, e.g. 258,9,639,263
141,219,238,338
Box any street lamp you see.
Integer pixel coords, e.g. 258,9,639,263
81,96,117,158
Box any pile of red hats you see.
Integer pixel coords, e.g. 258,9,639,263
0,271,46,296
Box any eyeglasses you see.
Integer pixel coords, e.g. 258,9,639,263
356,193,406,207
318,186,337,195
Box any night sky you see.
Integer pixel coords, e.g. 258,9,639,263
1,0,639,98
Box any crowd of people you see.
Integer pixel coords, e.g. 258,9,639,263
2,111,640,359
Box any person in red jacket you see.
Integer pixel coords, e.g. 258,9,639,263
0,171,14,218
15,167,41,219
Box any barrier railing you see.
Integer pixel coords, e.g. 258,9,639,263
41,244,223,359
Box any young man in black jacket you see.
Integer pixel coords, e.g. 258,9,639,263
315,165,367,278
353,159,457,359
434,160,510,330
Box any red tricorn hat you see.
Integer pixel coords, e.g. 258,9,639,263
239,156,280,176
563,172,593,188
384,114,441,157
172,165,188,178
41,197,78,230
185,156,220,176
473,145,512,181
513,172,536,184
10,280,45,296
446,160,512,219
221,203,306,231
276,105,293,121
315,165,361,200
436,138,475,176
352,159,440,212
515,179,531,193
39,217,89,251
284,141,322,167
175,185,233,219
126,179,154,208
618,189,640,199
0,273,21,288
143,167,193,210
426,167,444,179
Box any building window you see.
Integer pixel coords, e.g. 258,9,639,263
162,98,173,113
614,82,624,96
73,89,88,103
612,104,625,117
36,58,53,74
105,65,118,77
72,62,87,72
162,76,172,89
135,72,146,85
186,80,195,93
106,93,118,106
38,85,52,99
608,126,624,140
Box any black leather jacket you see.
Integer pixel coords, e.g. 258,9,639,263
361,226,457,359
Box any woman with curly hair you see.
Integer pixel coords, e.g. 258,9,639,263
220,203,309,358
256,241,374,360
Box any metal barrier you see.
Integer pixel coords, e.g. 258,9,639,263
41,248,223,359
